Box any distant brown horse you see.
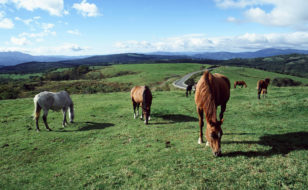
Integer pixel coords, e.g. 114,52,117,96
234,81,247,88
195,70,230,157
131,86,152,124
257,78,270,99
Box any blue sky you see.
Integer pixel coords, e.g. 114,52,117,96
0,0,308,55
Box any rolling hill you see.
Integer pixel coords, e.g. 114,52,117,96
0,51,87,66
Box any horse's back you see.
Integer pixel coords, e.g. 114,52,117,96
34,91,72,111
257,80,268,90
213,73,230,105
131,86,145,103
195,72,230,108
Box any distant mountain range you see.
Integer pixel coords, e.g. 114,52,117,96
152,48,308,60
1,48,308,75
0,51,88,66
1,48,308,67
0,53,189,74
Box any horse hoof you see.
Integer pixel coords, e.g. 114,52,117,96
36,129,40,132
198,137,203,144
48,129,52,131
206,141,210,146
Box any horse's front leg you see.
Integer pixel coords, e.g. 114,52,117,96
197,108,204,144
219,104,226,121
43,109,52,131
137,103,142,119
62,108,68,127
132,101,137,119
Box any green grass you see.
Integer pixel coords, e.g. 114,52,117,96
0,73,42,80
0,65,308,189
100,63,204,85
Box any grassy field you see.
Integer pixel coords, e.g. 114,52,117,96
0,65,308,189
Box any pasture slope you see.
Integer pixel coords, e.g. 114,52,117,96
0,64,308,189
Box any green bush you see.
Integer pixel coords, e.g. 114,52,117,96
272,78,302,87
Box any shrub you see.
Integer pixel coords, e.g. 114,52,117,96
272,78,302,87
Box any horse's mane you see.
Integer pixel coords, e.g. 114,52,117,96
202,71,217,122
142,86,151,110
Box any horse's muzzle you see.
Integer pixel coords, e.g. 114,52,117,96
214,151,222,157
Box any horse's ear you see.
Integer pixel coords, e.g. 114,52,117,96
220,118,224,125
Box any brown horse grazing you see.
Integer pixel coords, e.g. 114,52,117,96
234,81,247,88
257,78,270,99
195,70,230,157
131,86,152,124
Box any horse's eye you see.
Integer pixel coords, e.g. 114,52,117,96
211,133,218,139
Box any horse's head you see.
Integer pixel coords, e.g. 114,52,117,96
206,119,224,157
265,78,270,85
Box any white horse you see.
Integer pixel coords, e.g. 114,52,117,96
33,91,74,131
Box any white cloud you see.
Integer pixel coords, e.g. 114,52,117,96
0,18,14,29
11,36,28,45
35,43,86,54
15,17,33,25
114,32,308,53
12,0,64,16
42,23,54,31
73,0,100,17
215,0,308,28
67,29,81,35
0,11,14,29
0,43,87,55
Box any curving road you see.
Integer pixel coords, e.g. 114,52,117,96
172,70,205,89
172,66,218,89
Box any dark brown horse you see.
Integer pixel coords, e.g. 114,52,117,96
234,81,247,88
186,84,193,97
131,86,152,124
195,70,230,157
257,78,270,99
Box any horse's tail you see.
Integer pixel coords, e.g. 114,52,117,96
32,96,41,120
142,86,151,110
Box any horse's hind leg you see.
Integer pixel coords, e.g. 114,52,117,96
197,108,205,144
258,88,261,99
42,109,52,131
62,108,68,127
35,106,41,132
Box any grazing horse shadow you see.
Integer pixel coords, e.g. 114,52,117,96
223,132,308,157
78,122,115,131
152,114,198,124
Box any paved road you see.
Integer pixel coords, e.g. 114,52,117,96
172,66,218,89
172,70,205,89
